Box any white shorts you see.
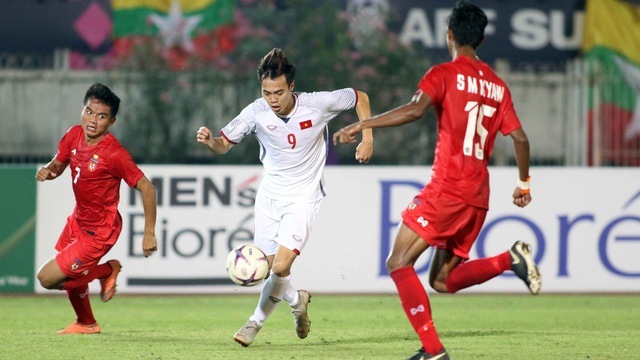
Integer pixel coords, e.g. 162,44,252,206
253,194,323,256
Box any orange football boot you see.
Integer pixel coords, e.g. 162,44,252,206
100,259,122,302
57,321,101,335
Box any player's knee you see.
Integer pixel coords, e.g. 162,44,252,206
385,258,398,273
385,255,409,273
429,278,449,293
270,262,291,277
37,271,58,289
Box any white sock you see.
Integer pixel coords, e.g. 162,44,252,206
283,282,299,306
251,272,290,324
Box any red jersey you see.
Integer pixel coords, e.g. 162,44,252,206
55,125,143,244
419,56,522,209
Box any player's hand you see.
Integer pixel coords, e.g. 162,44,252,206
35,166,57,182
512,187,532,208
355,140,373,163
333,123,362,145
142,233,158,258
196,126,213,146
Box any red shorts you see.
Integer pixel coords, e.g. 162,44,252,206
401,190,487,260
55,216,118,278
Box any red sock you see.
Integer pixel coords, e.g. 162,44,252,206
445,251,511,293
67,284,96,325
62,263,112,290
390,267,444,355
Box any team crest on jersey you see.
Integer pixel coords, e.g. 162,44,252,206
88,154,99,171
299,119,312,130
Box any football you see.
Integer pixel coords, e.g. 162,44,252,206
226,244,269,286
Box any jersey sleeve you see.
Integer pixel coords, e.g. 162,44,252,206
109,147,144,188
497,88,522,135
220,99,262,144
319,88,357,114
54,126,77,164
418,66,446,105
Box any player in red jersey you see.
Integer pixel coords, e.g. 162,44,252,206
35,83,158,334
333,2,541,359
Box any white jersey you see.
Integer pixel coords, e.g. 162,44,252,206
221,88,358,202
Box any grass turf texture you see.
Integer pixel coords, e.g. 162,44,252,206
1,294,639,359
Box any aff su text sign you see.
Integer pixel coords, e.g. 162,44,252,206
349,0,584,67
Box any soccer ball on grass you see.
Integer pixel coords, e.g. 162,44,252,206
226,244,269,286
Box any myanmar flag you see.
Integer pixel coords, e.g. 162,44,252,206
582,0,640,166
112,0,236,69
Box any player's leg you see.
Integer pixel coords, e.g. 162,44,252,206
428,249,463,293
38,220,101,333
37,218,76,290
234,195,280,346
57,284,101,335
271,247,311,340
256,200,318,338
431,205,541,294
252,246,297,324
257,248,311,340
424,200,504,293
60,262,112,291
386,223,446,358
54,227,120,301
234,235,302,346
36,257,68,290
437,249,512,293
437,243,540,295
277,200,319,338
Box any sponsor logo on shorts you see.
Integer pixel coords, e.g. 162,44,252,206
71,258,83,271
417,216,429,227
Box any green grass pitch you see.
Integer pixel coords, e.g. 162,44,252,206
1,293,639,359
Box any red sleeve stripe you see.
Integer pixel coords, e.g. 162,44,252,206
220,130,237,145
352,87,359,107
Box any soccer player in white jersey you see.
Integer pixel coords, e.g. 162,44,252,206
196,48,374,347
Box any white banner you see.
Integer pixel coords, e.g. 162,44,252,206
36,166,640,294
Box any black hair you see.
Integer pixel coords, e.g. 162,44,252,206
257,48,297,85
447,1,488,49
83,82,121,117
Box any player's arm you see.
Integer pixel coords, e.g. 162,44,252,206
333,90,432,145
134,176,158,257
35,158,68,182
510,128,531,208
354,90,373,163
196,126,235,154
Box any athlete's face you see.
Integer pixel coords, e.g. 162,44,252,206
81,97,115,144
261,75,295,116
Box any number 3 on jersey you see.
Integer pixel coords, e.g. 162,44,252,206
463,101,496,160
